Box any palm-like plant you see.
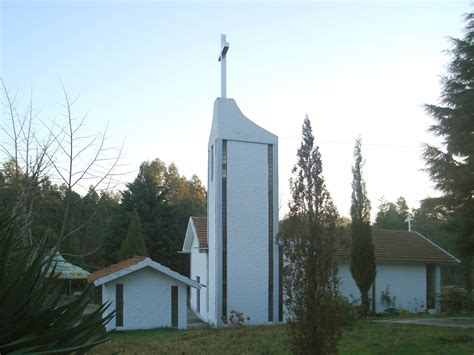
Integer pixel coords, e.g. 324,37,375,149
0,210,113,354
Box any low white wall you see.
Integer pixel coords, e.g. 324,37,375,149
103,267,187,331
338,263,428,313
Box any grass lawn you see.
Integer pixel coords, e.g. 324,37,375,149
91,321,474,354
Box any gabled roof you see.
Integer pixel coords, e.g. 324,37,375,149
46,253,90,279
87,256,200,288
88,256,147,283
336,228,460,265
192,216,208,249
181,216,208,253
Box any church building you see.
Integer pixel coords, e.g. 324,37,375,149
181,35,281,326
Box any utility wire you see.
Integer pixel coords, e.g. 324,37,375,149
278,136,421,150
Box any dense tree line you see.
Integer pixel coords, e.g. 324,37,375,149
0,158,206,272
103,159,206,271
374,197,409,230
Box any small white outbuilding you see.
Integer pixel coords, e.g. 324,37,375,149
88,256,200,331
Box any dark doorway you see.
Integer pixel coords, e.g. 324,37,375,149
116,284,124,327
196,276,201,313
171,286,179,327
426,265,436,310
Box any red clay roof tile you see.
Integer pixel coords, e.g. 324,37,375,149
87,255,148,283
192,216,208,249
335,228,458,264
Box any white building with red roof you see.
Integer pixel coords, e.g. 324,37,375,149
336,228,459,313
88,256,200,331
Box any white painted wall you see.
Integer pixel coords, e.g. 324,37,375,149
190,234,208,321
227,140,268,324
337,263,360,303
102,267,187,331
338,262,429,313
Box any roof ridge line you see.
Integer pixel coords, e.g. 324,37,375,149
414,231,461,264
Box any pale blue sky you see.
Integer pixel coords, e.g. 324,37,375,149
1,0,471,219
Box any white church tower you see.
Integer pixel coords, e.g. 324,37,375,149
206,35,280,326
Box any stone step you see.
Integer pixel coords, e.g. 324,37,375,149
187,307,207,329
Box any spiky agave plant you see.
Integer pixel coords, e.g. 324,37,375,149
0,210,114,354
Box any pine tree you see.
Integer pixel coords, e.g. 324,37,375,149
350,137,376,316
119,209,148,260
423,13,474,294
280,116,342,353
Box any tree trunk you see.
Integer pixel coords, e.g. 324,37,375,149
360,290,370,316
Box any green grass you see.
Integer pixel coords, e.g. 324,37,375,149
90,322,474,354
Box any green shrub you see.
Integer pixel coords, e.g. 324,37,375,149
382,308,400,317
337,296,358,326
441,287,474,314
380,286,396,308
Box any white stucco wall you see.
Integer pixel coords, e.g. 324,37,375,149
102,267,187,331
338,263,360,303
227,140,268,325
338,263,429,313
190,234,208,321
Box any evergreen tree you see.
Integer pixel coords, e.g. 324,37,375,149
350,138,376,316
119,208,148,260
105,159,206,270
413,199,462,286
280,116,342,353
423,12,474,294
374,197,410,230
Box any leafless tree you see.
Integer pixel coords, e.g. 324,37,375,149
0,80,53,245
1,79,124,256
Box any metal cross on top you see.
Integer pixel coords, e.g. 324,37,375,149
219,34,229,98
405,214,414,232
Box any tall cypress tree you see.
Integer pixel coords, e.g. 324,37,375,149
119,208,148,260
423,12,474,294
280,116,342,354
350,137,376,316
